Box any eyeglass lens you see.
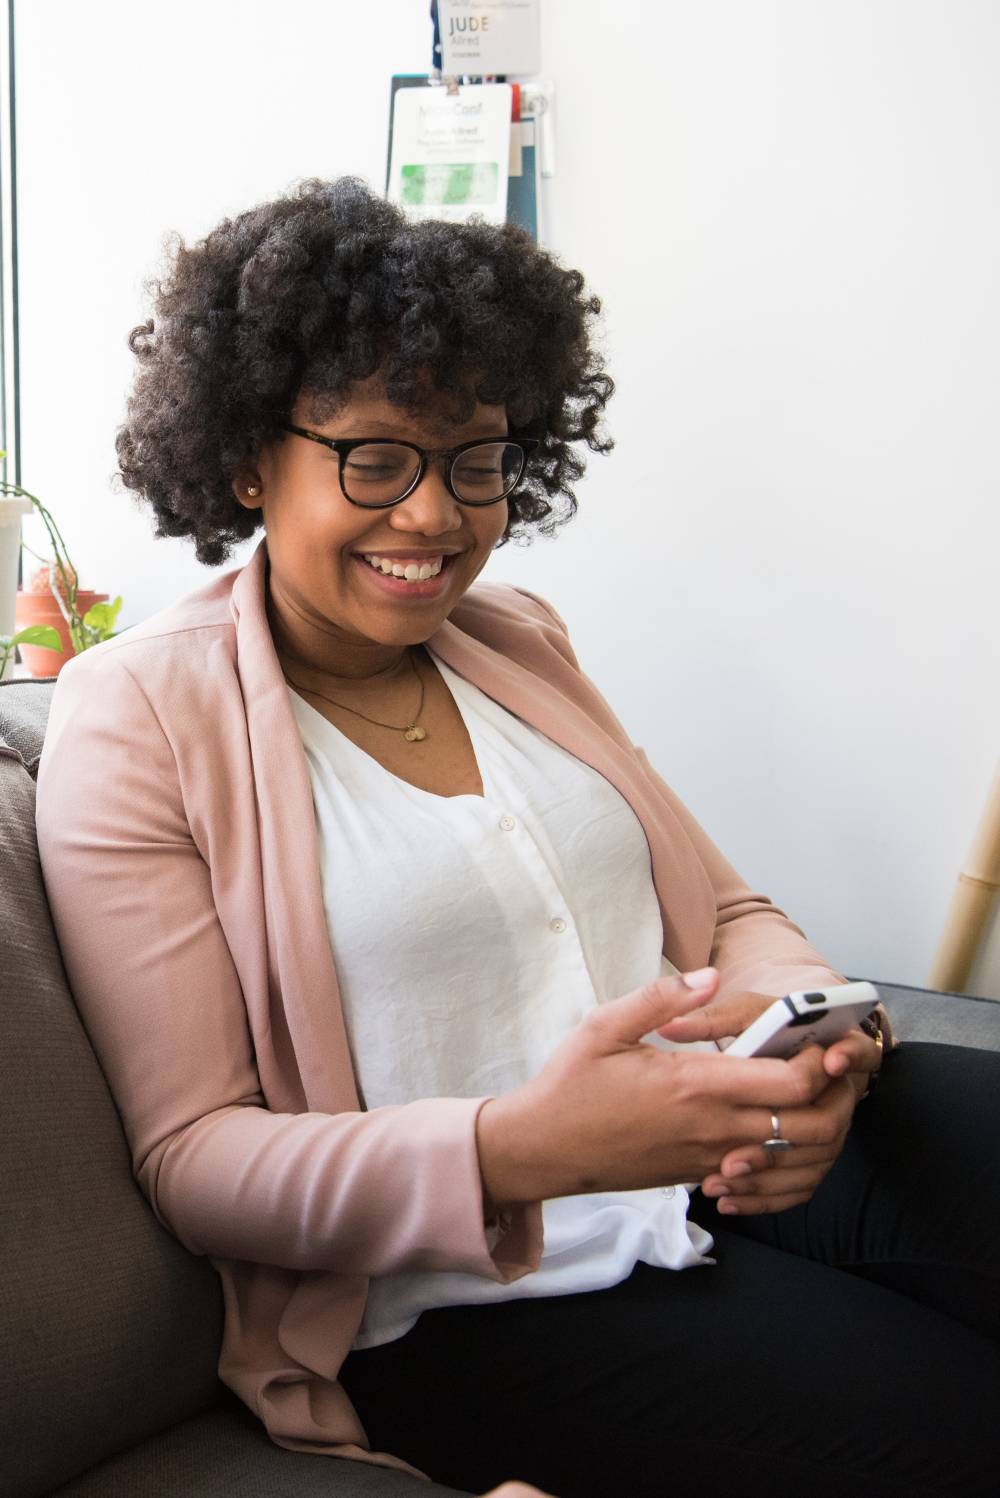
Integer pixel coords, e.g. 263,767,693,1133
342,443,524,505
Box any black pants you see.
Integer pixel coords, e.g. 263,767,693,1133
339,1043,1000,1497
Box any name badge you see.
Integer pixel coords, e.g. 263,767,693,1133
438,0,541,77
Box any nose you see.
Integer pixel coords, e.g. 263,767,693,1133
388,454,464,536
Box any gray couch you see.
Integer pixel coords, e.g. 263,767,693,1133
3,675,999,1498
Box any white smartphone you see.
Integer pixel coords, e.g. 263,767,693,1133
720,982,880,1060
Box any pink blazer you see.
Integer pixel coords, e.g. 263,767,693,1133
35,539,842,1472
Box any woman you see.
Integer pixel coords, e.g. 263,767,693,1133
36,178,1000,1498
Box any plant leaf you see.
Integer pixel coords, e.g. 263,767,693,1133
82,596,123,636
10,624,63,651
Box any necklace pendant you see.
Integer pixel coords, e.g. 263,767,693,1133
404,725,427,743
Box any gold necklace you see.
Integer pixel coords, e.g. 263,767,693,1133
282,647,428,742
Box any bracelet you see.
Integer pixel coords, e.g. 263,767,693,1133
858,1007,896,1099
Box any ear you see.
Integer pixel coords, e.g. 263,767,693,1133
233,473,263,510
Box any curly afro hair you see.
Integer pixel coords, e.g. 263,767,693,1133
116,176,614,566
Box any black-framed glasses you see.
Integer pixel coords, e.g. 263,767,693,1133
283,423,539,508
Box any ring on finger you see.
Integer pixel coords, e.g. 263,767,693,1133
761,1110,793,1161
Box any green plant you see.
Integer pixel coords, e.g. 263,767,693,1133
0,624,62,681
0,452,123,659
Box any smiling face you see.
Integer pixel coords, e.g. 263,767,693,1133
236,380,511,678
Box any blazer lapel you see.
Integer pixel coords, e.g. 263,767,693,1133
429,615,629,770
231,543,361,1113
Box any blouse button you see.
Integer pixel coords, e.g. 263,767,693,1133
498,814,516,831
549,917,567,934
661,1186,676,1199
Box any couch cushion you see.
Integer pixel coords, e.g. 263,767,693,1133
0,680,225,1498
51,1392,474,1497
0,676,55,780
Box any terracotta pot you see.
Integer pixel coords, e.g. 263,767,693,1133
14,589,110,677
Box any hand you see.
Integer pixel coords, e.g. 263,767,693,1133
661,986,885,1109
822,1013,886,1100
658,988,886,1108
656,987,776,1050
699,1043,856,1214
660,988,883,1214
476,969,838,1210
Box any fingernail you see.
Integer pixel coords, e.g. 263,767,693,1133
706,1184,731,1197
726,1162,752,1178
681,967,717,990
717,1199,739,1214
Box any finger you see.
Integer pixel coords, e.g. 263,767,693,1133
692,1048,832,1109
715,1188,816,1216
656,989,771,1044
824,1029,879,1079
704,1147,842,1196
718,1085,855,1170
703,1162,837,1200
735,1084,855,1154
718,1144,843,1180
784,1042,829,1087
593,968,719,1047
710,1141,838,1182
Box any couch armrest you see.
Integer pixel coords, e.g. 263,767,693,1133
849,978,1000,1051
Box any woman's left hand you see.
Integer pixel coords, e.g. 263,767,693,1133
658,988,885,1215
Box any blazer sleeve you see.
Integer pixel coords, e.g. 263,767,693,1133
512,588,847,1001
35,651,541,1282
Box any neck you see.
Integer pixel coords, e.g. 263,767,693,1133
278,640,412,685
266,587,411,683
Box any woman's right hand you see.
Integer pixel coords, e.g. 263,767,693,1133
476,968,851,1210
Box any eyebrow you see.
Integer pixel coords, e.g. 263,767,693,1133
335,419,509,439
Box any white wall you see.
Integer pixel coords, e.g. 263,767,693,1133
16,0,1000,995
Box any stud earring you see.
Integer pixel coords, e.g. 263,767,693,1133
247,485,260,497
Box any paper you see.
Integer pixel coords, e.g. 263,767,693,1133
505,119,538,240
438,0,541,77
387,83,513,225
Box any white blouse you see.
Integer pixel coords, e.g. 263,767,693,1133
288,649,714,1351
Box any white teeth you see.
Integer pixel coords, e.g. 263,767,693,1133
362,553,445,583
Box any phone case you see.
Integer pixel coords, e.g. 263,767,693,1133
722,982,879,1059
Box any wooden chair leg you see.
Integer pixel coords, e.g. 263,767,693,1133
929,760,1000,992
